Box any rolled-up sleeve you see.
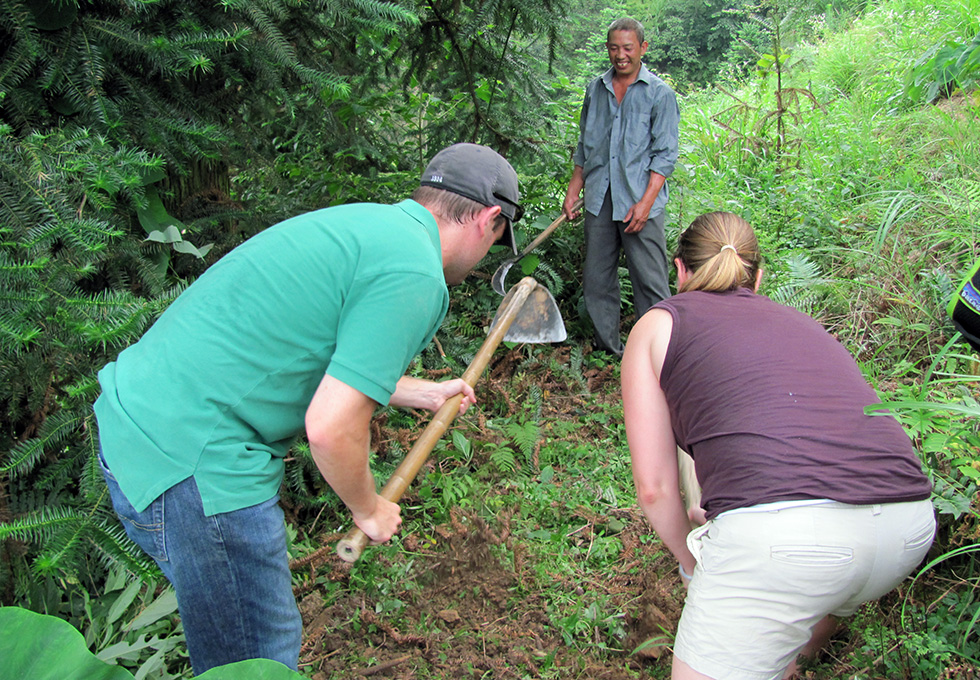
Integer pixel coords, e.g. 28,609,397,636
647,86,680,179
572,88,592,168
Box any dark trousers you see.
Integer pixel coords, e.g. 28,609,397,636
583,190,670,355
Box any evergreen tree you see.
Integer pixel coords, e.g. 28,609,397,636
0,0,420,601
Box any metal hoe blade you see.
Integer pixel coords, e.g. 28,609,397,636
491,199,582,296
491,278,566,344
490,260,516,296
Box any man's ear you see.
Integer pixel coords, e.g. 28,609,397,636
477,204,503,237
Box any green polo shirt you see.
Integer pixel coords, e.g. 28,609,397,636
94,200,448,516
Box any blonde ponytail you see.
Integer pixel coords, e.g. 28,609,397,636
675,212,761,293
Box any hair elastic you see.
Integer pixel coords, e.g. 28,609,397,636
720,244,738,254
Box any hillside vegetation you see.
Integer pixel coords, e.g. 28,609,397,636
1,0,979,677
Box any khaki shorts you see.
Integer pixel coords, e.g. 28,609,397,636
674,499,936,680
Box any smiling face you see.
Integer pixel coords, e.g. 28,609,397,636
606,29,647,81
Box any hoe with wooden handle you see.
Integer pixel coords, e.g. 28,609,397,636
490,199,583,295
336,276,566,562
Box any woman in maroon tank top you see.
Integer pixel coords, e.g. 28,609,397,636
621,212,935,680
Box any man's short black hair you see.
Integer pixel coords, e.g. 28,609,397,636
607,18,645,45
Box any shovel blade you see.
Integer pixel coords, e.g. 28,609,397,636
490,281,567,344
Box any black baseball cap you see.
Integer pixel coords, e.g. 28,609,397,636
420,143,523,254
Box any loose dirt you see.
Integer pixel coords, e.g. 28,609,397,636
293,509,683,679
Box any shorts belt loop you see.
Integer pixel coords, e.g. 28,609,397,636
872,503,882,515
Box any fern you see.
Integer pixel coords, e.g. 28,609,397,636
488,444,518,474
505,419,540,465
768,252,826,314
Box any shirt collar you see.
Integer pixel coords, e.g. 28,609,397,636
398,199,442,255
601,64,654,89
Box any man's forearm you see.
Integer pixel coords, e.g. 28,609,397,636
310,431,377,518
390,376,476,414
390,376,432,409
640,171,666,206
564,166,585,218
624,171,667,231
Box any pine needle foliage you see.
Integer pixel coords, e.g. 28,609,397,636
0,0,432,603
0,0,421,171
0,127,173,601
398,0,568,154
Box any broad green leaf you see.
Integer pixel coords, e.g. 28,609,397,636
605,518,626,533
475,80,492,103
173,240,214,258
144,226,182,244
137,186,188,237
125,588,178,632
0,607,303,679
97,634,161,664
0,607,133,680
106,579,143,627
520,253,540,276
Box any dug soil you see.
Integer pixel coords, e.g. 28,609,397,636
293,511,683,679
289,350,686,679
285,346,926,680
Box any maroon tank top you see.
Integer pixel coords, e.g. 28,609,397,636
654,288,932,519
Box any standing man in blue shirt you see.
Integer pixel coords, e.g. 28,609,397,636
563,17,680,357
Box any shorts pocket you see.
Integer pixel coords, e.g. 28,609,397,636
771,544,853,567
904,522,936,553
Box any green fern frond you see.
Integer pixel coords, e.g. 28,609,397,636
933,178,980,215
79,440,107,502
489,445,517,474
0,505,87,544
535,259,566,298
0,308,44,351
55,289,160,351
336,0,419,30
505,420,540,461
87,514,160,580
769,252,826,314
3,411,87,477
2,437,48,479
527,384,543,420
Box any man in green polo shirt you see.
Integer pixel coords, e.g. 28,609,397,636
94,143,523,675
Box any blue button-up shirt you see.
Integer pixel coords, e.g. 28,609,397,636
573,65,680,221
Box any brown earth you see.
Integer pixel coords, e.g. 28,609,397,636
293,513,684,680
285,347,688,679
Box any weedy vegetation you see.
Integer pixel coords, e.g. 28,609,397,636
2,0,979,677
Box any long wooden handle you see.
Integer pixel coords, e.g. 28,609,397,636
516,198,582,259
336,278,539,562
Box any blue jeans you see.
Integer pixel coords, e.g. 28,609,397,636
98,449,302,675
